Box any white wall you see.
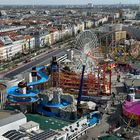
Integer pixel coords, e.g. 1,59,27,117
29,37,35,49
0,40,23,60
53,31,60,42
122,10,137,20
56,133,67,140
25,126,39,133
0,135,9,140
0,37,35,61
62,118,88,138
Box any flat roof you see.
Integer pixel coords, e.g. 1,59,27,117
20,121,39,130
0,112,26,127
26,114,71,131
125,79,140,87
30,130,61,140
0,110,15,120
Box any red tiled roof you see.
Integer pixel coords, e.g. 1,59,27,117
49,28,58,33
0,41,4,47
24,35,32,39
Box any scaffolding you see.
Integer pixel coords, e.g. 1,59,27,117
50,63,111,96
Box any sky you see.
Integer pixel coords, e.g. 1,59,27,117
0,0,139,5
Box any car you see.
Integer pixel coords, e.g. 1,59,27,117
24,59,31,63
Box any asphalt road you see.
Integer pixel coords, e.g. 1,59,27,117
4,48,67,79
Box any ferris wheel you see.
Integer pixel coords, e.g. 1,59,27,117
72,30,98,73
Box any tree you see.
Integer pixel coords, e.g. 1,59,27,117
98,22,103,27
63,66,71,72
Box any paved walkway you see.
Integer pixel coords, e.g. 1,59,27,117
79,72,126,140
84,114,110,140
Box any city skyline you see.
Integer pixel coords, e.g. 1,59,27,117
0,0,140,5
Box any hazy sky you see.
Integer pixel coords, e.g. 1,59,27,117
0,0,139,5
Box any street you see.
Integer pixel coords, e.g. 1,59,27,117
3,48,68,79
0,37,74,79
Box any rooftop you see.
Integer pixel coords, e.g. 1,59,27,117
0,112,26,127
20,121,39,130
125,77,140,87
2,129,27,140
26,114,71,131
0,110,15,120
0,83,7,90
30,129,63,140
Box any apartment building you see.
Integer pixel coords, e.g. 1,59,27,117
0,35,35,61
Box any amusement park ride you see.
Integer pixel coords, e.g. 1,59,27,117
99,29,140,63
51,30,112,96
5,30,112,126
6,30,118,108
6,29,140,124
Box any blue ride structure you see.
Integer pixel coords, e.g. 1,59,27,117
6,57,100,124
6,66,49,105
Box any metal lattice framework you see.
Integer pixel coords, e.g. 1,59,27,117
54,30,111,95
108,38,128,62
73,30,98,73
76,30,98,54
99,30,140,62
108,38,140,62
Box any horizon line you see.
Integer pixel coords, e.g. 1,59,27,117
0,3,139,6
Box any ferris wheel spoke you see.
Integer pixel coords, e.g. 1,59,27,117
73,30,98,73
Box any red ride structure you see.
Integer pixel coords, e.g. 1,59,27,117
50,30,115,96
50,61,112,96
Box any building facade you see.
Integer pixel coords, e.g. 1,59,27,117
114,31,126,41
0,36,35,61
122,9,137,20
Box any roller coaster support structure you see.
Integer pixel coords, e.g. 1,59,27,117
77,65,86,108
